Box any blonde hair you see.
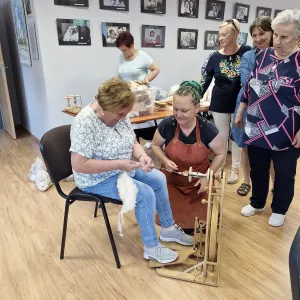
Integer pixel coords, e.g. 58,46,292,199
175,80,203,104
96,77,136,111
219,19,240,33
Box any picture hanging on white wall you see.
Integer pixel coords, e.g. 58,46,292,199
23,0,34,16
28,22,39,60
54,0,89,6
274,9,283,18
234,3,250,23
11,0,32,66
99,0,128,11
56,19,91,46
256,7,272,18
102,22,130,47
141,25,165,48
178,0,199,18
238,32,248,46
205,0,225,21
204,31,219,50
178,28,198,49
141,0,166,14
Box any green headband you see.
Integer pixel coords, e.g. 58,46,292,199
179,80,203,104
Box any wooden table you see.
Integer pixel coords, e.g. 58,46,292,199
62,105,209,124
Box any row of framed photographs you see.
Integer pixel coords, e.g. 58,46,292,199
56,19,248,50
54,0,284,22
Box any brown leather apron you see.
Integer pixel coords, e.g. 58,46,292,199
156,118,211,229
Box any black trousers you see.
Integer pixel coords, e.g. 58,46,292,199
248,145,299,214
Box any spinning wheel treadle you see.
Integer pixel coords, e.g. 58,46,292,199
150,169,226,287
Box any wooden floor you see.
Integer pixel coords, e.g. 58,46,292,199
0,128,299,300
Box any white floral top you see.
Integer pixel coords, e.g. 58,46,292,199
70,105,136,189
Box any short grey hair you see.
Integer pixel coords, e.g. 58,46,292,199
272,9,300,38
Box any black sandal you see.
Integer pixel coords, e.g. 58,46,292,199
237,183,251,196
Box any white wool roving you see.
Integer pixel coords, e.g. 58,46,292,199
117,172,138,236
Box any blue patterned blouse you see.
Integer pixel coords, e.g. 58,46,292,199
241,48,300,151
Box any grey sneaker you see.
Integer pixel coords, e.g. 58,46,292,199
160,225,194,246
144,243,178,263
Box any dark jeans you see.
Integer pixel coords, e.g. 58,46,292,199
248,145,299,214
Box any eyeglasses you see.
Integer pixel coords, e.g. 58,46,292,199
225,19,239,32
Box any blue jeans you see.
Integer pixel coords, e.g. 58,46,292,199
81,168,175,247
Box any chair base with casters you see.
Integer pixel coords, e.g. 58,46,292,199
40,125,122,269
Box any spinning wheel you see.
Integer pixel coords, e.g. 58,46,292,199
149,169,226,287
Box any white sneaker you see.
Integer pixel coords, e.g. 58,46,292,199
144,243,178,263
241,204,264,217
269,213,286,227
227,170,239,184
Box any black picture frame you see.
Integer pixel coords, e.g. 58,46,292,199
205,0,225,21
234,3,250,23
178,0,199,18
102,22,130,47
256,6,272,18
99,0,129,11
56,19,91,46
274,9,283,18
141,25,165,48
238,32,248,46
141,0,166,14
54,0,89,7
178,28,198,49
204,30,219,50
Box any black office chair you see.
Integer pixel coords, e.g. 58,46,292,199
40,125,121,268
290,226,300,300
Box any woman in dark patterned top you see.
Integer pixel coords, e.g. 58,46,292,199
201,19,251,185
235,9,300,227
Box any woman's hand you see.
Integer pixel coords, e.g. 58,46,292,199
119,160,141,172
139,155,154,173
234,113,244,128
164,159,178,172
292,130,300,148
194,178,209,194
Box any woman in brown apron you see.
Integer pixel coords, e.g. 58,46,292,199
152,81,225,231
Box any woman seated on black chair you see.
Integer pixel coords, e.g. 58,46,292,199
70,77,194,263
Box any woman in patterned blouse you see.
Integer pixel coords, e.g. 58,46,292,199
235,9,300,227
70,77,194,264
201,19,251,185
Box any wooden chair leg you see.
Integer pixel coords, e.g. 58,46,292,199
94,201,98,218
60,200,70,260
100,202,121,269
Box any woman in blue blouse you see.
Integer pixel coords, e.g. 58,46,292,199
201,19,251,184
235,9,300,227
232,17,273,196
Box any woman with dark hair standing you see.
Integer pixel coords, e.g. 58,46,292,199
232,16,274,196
116,32,160,84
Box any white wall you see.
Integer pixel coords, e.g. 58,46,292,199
24,0,299,139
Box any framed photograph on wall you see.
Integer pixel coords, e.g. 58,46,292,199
256,7,272,18
99,0,128,11
141,25,165,48
11,0,32,66
54,0,89,6
23,0,34,16
102,22,130,47
28,22,39,60
274,9,283,18
56,19,91,46
234,3,250,23
178,28,198,49
204,31,219,50
141,0,166,14
178,0,199,18
238,32,248,46
205,0,225,21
